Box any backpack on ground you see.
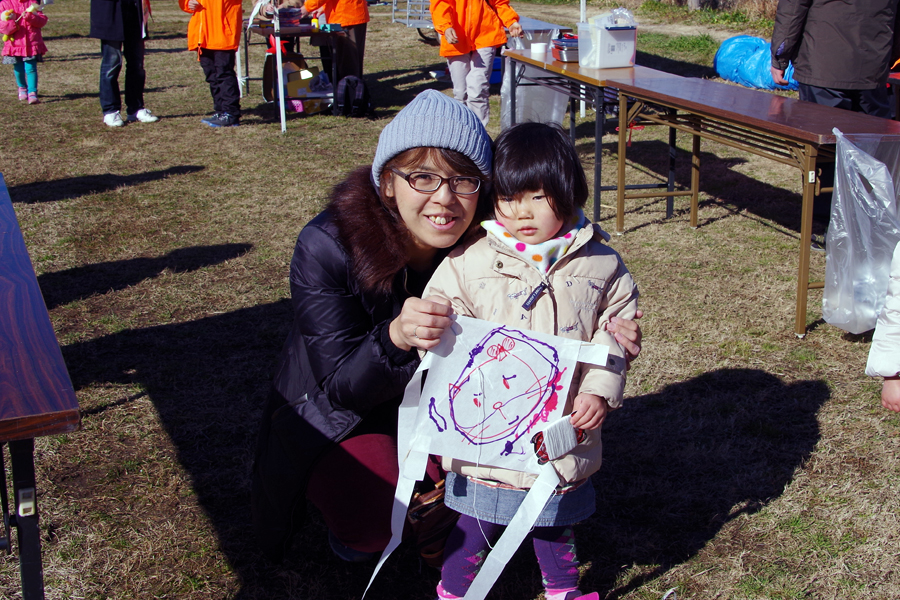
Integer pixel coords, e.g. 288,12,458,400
333,75,371,117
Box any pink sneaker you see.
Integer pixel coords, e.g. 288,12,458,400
27,93,39,105
18,87,27,101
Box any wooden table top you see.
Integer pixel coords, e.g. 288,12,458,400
0,175,80,442
608,76,900,145
502,48,682,87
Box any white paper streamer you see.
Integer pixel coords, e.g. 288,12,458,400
362,359,432,598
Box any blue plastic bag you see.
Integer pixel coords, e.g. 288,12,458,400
714,35,798,91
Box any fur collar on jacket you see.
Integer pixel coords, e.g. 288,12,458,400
328,166,412,296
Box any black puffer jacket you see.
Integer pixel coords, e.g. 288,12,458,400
251,167,434,560
771,0,900,90
90,0,144,41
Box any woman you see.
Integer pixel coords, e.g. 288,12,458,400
251,89,643,563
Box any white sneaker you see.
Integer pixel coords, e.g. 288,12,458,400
127,108,159,123
103,112,125,127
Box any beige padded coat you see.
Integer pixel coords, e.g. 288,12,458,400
422,222,639,489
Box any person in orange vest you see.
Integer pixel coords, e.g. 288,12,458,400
431,0,522,125
180,0,244,127
295,0,369,81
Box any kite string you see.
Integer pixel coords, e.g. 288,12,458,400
472,368,495,550
470,365,558,551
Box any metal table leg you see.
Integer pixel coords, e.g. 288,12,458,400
509,58,517,126
9,439,44,600
593,85,604,222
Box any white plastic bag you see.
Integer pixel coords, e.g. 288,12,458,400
500,35,567,129
823,129,900,334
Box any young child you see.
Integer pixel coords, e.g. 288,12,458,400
866,241,900,412
180,0,243,127
422,122,639,600
430,0,522,126
0,0,47,104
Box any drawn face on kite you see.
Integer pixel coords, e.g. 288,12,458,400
442,326,565,456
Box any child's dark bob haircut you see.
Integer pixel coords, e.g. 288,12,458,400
492,122,589,221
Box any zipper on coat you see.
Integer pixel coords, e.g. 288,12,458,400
522,281,548,310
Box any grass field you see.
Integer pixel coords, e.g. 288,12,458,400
1,0,898,599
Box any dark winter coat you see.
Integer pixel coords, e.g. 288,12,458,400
771,0,900,90
251,166,440,561
89,0,144,41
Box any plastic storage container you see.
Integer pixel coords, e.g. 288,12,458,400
577,21,636,69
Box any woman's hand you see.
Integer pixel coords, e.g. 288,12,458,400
569,393,609,430
389,296,454,352
608,309,643,367
507,21,523,38
188,0,200,10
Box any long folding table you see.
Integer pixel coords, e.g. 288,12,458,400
1,174,81,599
609,76,900,336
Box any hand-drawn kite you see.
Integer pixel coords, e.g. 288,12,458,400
428,325,567,461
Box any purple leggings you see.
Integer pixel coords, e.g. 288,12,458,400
439,513,581,597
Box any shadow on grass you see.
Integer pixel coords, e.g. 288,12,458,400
58,301,441,599
60,290,827,600
368,63,451,113
582,369,828,597
38,243,253,309
8,165,205,204
591,138,806,235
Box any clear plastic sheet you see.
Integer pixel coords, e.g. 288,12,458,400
823,130,900,334
500,35,568,129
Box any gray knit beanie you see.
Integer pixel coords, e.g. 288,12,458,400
371,90,493,192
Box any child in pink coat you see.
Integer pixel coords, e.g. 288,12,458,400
0,0,47,104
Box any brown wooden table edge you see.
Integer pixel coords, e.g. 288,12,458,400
0,409,82,443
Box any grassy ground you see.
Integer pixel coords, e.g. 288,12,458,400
1,1,898,599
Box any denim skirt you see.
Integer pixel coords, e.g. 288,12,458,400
444,471,596,527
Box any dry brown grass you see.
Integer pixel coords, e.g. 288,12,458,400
1,1,898,599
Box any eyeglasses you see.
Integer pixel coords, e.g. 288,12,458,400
390,167,482,195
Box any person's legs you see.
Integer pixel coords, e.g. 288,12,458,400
201,48,241,115
532,526,582,599
438,514,505,598
798,83,852,110
118,0,147,116
305,432,400,554
121,33,146,115
23,59,38,94
214,49,241,116
856,86,892,119
333,23,367,81
199,49,223,114
447,53,472,104
99,39,124,114
199,49,240,127
347,22,367,78
13,61,27,98
463,45,495,126
23,59,39,103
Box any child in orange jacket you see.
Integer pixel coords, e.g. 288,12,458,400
430,0,522,125
180,0,243,127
